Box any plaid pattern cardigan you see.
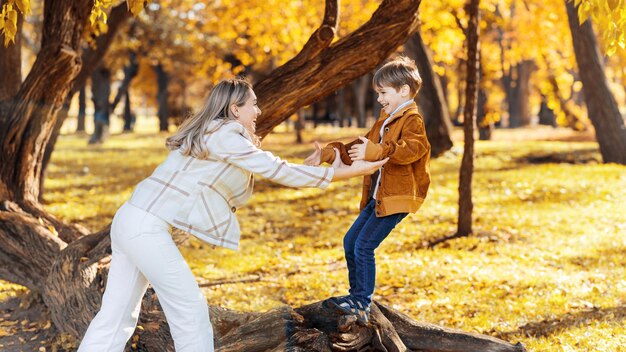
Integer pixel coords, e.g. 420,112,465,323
128,121,334,250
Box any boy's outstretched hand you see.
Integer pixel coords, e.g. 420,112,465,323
348,136,369,161
304,141,322,166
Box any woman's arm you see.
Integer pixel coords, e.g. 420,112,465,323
330,158,388,182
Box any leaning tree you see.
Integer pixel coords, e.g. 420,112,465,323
0,0,524,350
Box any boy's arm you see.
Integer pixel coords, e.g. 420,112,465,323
320,132,372,165
363,115,430,165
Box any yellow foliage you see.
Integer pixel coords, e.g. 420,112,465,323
127,0,145,16
0,3,18,46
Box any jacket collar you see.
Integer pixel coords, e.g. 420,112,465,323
378,101,418,125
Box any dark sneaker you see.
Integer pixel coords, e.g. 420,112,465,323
327,296,370,325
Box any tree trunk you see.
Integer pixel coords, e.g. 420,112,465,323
39,1,132,195
353,74,369,128
295,109,305,144
0,0,93,204
0,0,524,349
458,0,480,237
132,297,525,352
155,63,170,132
506,60,534,128
88,66,112,144
477,85,492,140
111,51,139,113
312,101,321,128
404,31,454,156
337,87,348,127
538,95,556,127
565,1,626,164
77,85,87,132
122,91,134,132
476,61,493,140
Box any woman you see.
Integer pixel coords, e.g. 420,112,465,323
78,78,387,351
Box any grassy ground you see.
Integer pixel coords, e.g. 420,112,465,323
1,123,625,351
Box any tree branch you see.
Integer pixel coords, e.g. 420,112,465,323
254,0,421,138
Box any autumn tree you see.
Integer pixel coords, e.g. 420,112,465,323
565,0,626,164
457,0,481,237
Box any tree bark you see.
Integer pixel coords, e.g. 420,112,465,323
565,1,626,164
0,0,94,204
132,298,525,352
404,31,454,156
457,0,480,237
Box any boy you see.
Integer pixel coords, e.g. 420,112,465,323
304,56,431,324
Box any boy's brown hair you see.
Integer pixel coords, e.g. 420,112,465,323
372,56,422,98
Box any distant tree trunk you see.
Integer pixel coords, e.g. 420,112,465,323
111,51,139,113
76,85,87,132
506,60,534,128
538,95,556,127
565,1,626,164
337,87,348,127
353,74,369,128
454,82,465,124
155,64,170,132
372,86,382,121
122,91,134,132
476,60,493,140
88,66,112,144
295,109,304,144
458,0,480,236
404,31,454,156
477,85,492,140
312,101,320,128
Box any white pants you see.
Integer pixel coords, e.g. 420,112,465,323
78,202,214,352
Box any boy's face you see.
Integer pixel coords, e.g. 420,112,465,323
376,84,410,115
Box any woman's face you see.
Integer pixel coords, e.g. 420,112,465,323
233,89,262,133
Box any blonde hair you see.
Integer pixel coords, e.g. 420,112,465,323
166,78,255,159
373,56,422,98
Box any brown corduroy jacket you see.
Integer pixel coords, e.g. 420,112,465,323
320,102,431,217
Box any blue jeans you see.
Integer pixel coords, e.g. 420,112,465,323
343,198,407,306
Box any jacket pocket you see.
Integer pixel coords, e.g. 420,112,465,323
385,163,410,176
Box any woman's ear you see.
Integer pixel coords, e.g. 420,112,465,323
230,104,239,118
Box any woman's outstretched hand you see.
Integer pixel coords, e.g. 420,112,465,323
331,147,388,182
304,141,322,166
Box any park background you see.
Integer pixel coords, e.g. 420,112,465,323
0,0,625,351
